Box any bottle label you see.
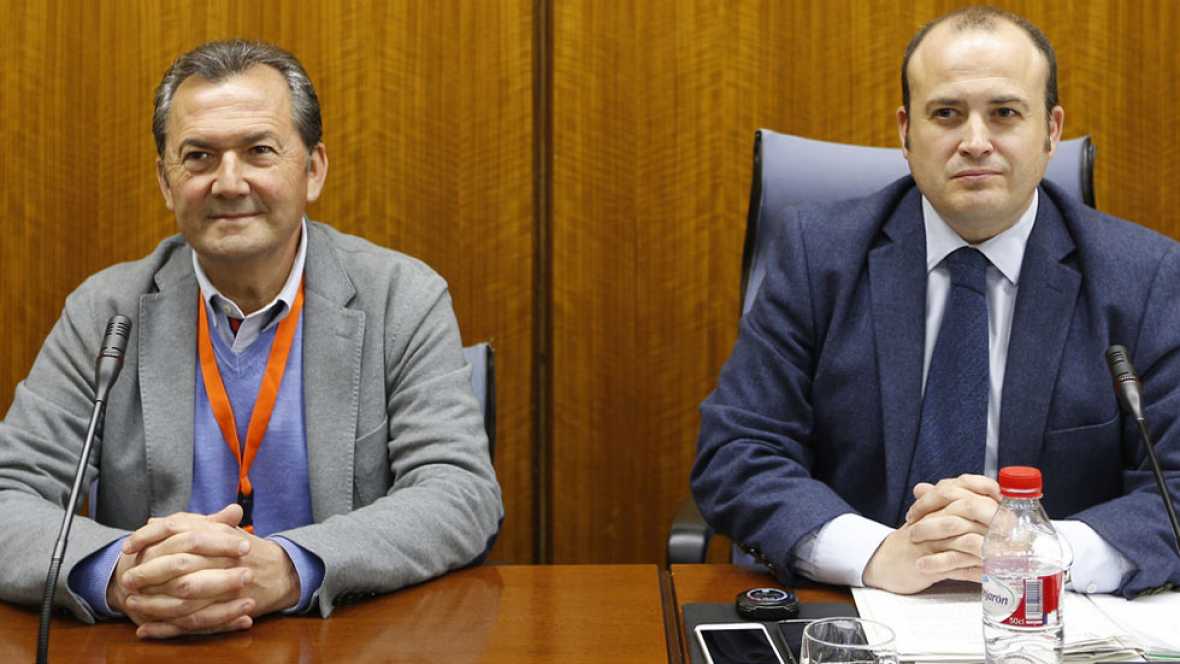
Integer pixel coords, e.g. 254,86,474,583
982,572,1063,627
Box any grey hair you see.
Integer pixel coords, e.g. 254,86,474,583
152,39,322,156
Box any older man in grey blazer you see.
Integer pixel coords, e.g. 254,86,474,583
0,40,502,639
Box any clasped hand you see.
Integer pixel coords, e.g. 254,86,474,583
863,474,1000,594
106,504,300,639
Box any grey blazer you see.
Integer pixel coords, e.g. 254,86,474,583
0,221,503,620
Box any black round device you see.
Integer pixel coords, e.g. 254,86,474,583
735,587,800,621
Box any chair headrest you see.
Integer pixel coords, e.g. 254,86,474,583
756,130,1093,221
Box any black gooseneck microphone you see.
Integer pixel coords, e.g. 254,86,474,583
1105,344,1180,557
37,315,132,664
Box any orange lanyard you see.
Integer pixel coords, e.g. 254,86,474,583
197,282,304,532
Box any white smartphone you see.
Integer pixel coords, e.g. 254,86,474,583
695,622,787,664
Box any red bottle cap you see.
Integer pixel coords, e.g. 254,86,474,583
998,466,1043,498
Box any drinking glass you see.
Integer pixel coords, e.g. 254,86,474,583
800,618,898,664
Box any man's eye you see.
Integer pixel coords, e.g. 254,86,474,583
995,107,1021,119
182,151,210,162
251,145,277,155
933,108,958,119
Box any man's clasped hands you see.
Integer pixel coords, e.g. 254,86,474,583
105,504,300,639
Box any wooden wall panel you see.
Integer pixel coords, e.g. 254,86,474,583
5,0,1178,569
0,0,535,563
550,0,1180,563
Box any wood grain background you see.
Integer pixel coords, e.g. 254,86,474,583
548,0,1180,563
0,0,537,563
2,0,1177,568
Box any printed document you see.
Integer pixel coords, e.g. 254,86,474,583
852,582,1180,662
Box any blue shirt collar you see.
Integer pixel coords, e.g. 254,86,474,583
922,189,1037,286
192,218,308,328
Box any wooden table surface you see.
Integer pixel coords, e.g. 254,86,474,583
669,564,853,664
0,564,671,663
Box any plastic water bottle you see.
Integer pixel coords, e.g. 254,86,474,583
982,466,1065,664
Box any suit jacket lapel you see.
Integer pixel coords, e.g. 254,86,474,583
998,191,1080,468
139,247,198,516
868,188,928,517
138,224,365,521
301,223,365,521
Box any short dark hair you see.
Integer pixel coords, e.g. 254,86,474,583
152,40,322,157
901,6,1058,117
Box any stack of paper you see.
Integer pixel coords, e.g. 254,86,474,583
852,582,1180,663
1088,593,1180,661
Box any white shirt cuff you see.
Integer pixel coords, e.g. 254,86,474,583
1052,519,1134,594
792,513,895,587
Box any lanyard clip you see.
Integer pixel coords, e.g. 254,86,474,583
237,490,254,529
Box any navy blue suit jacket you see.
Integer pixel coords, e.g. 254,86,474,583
692,177,1180,596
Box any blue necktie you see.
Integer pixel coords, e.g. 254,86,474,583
902,247,989,519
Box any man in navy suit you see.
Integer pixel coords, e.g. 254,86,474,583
692,6,1180,597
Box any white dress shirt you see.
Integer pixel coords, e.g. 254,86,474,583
792,191,1134,593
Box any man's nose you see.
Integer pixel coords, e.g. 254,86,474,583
210,153,250,197
958,115,993,159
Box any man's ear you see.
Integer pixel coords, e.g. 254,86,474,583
305,143,328,203
1045,105,1065,155
156,159,174,211
897,106,912,155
